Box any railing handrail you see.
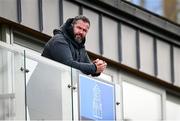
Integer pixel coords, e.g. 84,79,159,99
0,93,15,99
0,41,24,54
0,41,72,72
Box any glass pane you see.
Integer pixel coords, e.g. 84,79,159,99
102,17,118,61
157,40,171,82
129,0,180,25
121,25,137,69
122,81,162,120
131,0,163,15
63,1,79,22
83,8,100,54
13,50,26,120
21,0,39,31
0,0,17,22
0,48,14,120
0,44,26,120
97,73,113,83
43,0,60,35
166,95,180,120
174,46,180,86
0,50,13,94
0,97,15,120
139,32,154,75
26,52,73,120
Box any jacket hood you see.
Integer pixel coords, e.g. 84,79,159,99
53,18,86,48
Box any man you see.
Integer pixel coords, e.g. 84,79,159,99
42,15,107,76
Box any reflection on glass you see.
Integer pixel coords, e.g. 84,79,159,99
26,56,72,120
25,58,38,85
0,48,14,120
96,73,112,82
131,0,163,15
0,45,25,120
0,98,15,120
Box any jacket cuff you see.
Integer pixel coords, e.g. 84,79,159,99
91,63,101,77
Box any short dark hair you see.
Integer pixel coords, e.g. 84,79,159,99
72,15,90,26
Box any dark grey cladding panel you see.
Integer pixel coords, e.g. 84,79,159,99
98,0,118,7
166,22,180,35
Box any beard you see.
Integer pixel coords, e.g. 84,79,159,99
74,34,83,43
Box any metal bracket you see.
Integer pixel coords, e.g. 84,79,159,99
116,102,120,105
20,67,29,73
67,84,76,90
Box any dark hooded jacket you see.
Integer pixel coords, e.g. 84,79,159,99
42,18,99,76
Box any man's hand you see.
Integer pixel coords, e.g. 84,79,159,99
93,59,107,73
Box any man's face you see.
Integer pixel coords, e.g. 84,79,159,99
73,20,90,43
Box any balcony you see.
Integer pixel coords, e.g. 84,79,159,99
0,41,118,120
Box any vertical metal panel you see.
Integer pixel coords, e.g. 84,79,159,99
139,32,154,75
0,0,18,22
173,46,180,86
0,27,2,41
118,22,122,63
99,14,103,55
59,0,64,25
121,24,137,69
23,50,27,120
42,0,60,35
38,0,43,32
79,5,83,15
170,45,175,84
17,0,22,23
102,16,118,61
21,0,39,31
153,38,158,76
63,1,79,22
83,8,100,54
157,40,171,83
136,30,140,70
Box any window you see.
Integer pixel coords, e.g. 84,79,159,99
130,0,163,15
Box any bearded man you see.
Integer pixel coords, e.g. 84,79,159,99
42,15,107,76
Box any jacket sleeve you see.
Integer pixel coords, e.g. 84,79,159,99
83,52,101,76
50,35,97,75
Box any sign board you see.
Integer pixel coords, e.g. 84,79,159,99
79,74,116,120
